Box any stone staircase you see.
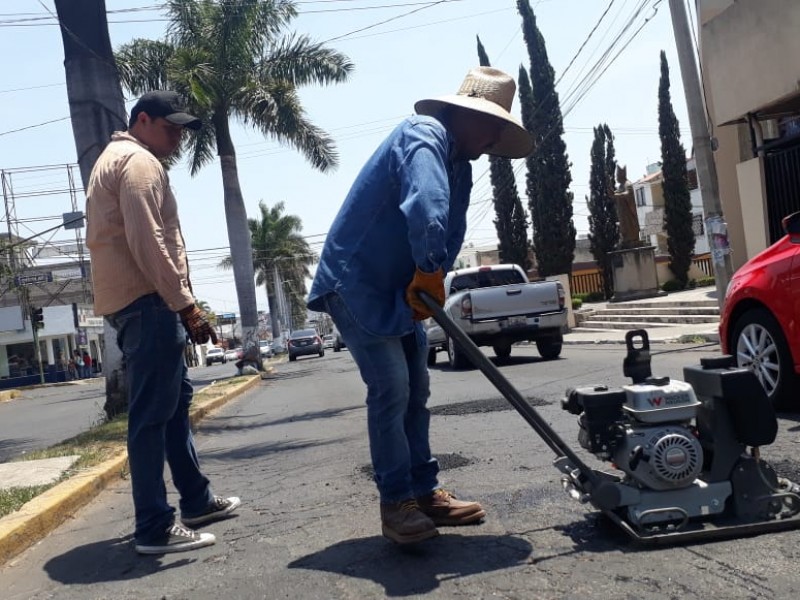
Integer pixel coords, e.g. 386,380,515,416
575,298,720,331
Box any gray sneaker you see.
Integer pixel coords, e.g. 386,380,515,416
135,524,216,555
181,496,241,527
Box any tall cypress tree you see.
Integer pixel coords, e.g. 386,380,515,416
587,124,619,299
517,66,540,266
517,0,576,277
658,51,695,287
476,36,531,272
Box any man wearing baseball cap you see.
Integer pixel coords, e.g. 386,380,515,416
308,67,533,544
86,91,240,555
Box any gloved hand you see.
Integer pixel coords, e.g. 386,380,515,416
179,304,218,345
405,267,445,320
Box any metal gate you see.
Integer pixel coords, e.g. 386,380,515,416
764,143,800,244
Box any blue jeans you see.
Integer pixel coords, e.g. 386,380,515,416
324,293,439,503
107,294,213,544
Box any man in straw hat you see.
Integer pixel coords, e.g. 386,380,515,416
308,67,532,544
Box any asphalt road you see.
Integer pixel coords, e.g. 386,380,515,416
0,363,246,463
1,342,800,599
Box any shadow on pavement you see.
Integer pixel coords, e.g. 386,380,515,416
201,436,355,462
429,354,560,371
43,536,196,584
288,533,532,597
200,405,363,435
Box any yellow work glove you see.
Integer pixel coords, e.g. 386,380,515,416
405,267,445,320
179,304,218,345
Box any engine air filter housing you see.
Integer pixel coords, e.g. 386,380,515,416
622,379,699,423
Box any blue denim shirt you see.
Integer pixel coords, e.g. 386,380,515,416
308,116,473,337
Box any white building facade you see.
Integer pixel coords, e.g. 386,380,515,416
633,158,710,257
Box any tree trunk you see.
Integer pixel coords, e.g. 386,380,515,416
54,0,128,419
266,285,280,339
214,112,260,363
266,267,281,339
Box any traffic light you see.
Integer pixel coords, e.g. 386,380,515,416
31,307,44,330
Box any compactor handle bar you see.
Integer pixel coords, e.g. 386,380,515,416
417,290,599,486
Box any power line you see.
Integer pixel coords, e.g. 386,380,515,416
0,116,71,137
321,0,464,43
554,0,616,88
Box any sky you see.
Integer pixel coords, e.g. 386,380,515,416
0,0,693,317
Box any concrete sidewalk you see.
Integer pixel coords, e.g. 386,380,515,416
565,286,721,344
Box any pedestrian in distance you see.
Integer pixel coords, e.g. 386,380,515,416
86,91,240,555
308,67,533,544
67,356,78,381
73,350,84,379
82,351,92,378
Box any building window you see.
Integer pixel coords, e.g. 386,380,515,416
692,213,704,236
687,169,699,190
635,187,646,207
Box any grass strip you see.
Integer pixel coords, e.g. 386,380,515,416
0,374,257,519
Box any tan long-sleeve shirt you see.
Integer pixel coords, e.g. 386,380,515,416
86,131,194,316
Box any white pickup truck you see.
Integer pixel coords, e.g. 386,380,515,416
425,264,568,368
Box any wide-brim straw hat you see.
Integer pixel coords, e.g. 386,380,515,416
415,67,533,159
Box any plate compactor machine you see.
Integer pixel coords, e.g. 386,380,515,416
422,294,800,545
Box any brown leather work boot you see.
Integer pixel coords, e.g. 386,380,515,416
416,489,486,526
380,499,439,544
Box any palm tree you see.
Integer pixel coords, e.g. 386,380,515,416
194,299,216,324
114,0,352,354
220,201,316,337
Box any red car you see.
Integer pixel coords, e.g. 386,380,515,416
720,211,800,408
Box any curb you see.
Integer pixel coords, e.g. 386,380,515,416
0,390,22,404
0,373,262,566
562,332,720,345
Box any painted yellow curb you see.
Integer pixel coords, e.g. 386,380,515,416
189,373,263,426
0,390,22,404
0,451,128,566
0,373,262,566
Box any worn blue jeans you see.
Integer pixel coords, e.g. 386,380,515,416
107,294,213,544
324,293,439,503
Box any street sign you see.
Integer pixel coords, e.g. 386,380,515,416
217,312,237,325
14,272,53,286
63,211,85,230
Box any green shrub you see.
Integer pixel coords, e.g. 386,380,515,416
695,276,715,287
572,291,605,304
661,279,685,292
583,291,606,303
572,297,583,310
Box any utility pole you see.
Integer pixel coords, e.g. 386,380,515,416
31,315,45,385
668,0,733,309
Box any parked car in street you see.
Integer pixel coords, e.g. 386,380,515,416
206,347,227,366
720,211,800,409
259,340,273,358
332,328,346,352
322,334,335,349
287,329,324,362
224,347,239,362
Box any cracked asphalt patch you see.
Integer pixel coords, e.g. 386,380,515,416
429,396,549,416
